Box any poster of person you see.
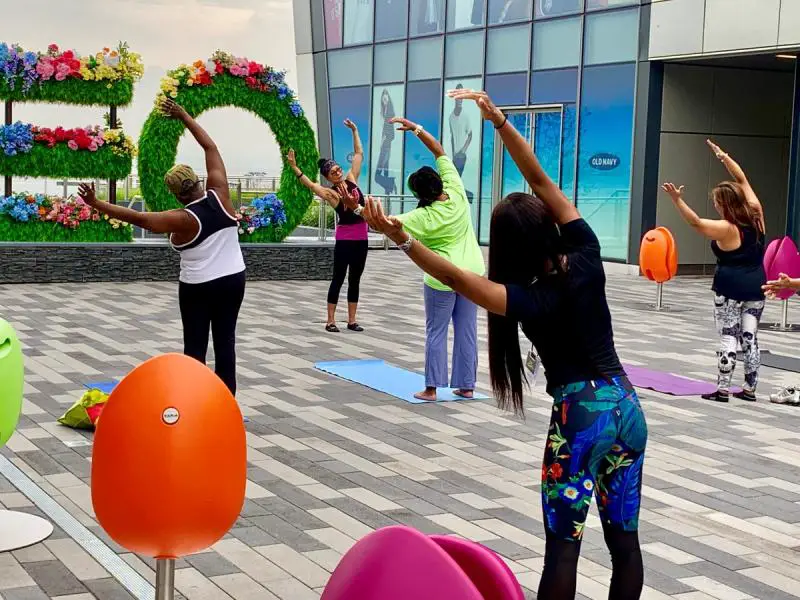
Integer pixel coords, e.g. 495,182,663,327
411,0,444,35
489,0,530,23
323,0,343,47
442,79,481,202
344,0,374,45
449,0,485,29
371,84,405,197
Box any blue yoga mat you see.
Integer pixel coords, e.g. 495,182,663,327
83,381,117,394
315,359,489,403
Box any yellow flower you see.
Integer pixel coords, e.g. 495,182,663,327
169,91,178,98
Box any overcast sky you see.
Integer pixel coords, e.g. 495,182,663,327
4,0,300,186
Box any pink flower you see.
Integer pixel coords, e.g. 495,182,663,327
88,142,98,152
36,59,55,80
56,214,65,223
67,140,78,150
48,43,59,54
92,213,100,221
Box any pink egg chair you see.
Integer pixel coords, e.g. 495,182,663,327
430,535,526,600
321,526,524,600
761,236,800,331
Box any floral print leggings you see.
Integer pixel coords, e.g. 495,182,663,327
713,295,764,393
542,377,648,542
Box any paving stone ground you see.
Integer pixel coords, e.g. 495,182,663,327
2,250,800,599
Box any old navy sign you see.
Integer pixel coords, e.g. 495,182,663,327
589,153,620,170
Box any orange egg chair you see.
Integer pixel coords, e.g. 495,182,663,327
92,353,246,598
639,227,678,310
640,227,678,284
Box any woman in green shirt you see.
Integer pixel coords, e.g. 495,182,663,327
390,116,486,401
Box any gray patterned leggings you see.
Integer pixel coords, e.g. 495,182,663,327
713,294,765,393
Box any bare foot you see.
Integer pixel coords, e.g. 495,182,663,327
453,389,474,399
414,388,437,402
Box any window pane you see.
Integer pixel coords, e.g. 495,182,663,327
448,0,486,30
444,76,483,204
376,0,408,40
488,0,532,25
410,0,445,35
445,31,485,78
561,103,576,199
501,113,531,197
535,0,582,18
371,85,406,195
532,17,581,70
534,111,561,183
408,37,444,80
328,47,373,87
404,80,442,195
487,25,530,73
577,63,635,259
530,67,578,103
330,87,371,190
486,73,528,106
479,120,493,243
584,8,639,65
324,0,344,48
344,0,374,45
374,42,407,83
587,0,637,10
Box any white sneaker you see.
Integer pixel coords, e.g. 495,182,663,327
770,387,800,405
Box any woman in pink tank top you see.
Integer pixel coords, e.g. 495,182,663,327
288,119,369,332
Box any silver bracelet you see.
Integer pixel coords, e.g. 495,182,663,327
413,125,424,137
353,205,364,216
397,236,414,252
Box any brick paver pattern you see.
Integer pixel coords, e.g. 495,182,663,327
2,252,800,599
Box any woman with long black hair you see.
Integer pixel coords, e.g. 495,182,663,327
363,89,647,600
80,98,245,395
663,140,766,403
288,119,368,333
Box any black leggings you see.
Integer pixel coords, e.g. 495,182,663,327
327,240,368,305
538,525,643,600
179,271,246,395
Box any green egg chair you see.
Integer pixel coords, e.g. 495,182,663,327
0,318,53,551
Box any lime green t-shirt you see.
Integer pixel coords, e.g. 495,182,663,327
396,155,486,291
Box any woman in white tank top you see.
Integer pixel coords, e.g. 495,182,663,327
79,98,245,395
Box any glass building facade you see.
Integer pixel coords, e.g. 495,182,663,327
302,0,646,261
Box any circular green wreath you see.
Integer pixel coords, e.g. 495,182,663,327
138,73,318,243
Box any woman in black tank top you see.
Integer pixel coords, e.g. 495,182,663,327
663,139,766,403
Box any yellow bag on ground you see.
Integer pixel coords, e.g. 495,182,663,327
58,389,108,430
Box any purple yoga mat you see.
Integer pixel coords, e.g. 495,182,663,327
623,364,740,397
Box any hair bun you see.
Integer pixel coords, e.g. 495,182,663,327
318,158,328,170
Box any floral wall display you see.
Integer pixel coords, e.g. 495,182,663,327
0,42,143,106
0,192,132,242
0,41,143,242
139,51,318,243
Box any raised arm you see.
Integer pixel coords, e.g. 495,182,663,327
79,183,196,235
344,119,364,183
707,139,764,226
449,89,579,225
662,183,735,242
286,149,340,208
160,98,234,216
390,117,445,158
364,197,507,314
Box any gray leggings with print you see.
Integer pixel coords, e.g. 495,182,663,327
713,294,765,393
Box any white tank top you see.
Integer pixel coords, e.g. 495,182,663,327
169,189,246,284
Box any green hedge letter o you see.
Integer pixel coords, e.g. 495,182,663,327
138,73,319,243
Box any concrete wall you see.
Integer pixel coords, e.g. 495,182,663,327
0,244,335,284
656,63,793,267
649,0,800,59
